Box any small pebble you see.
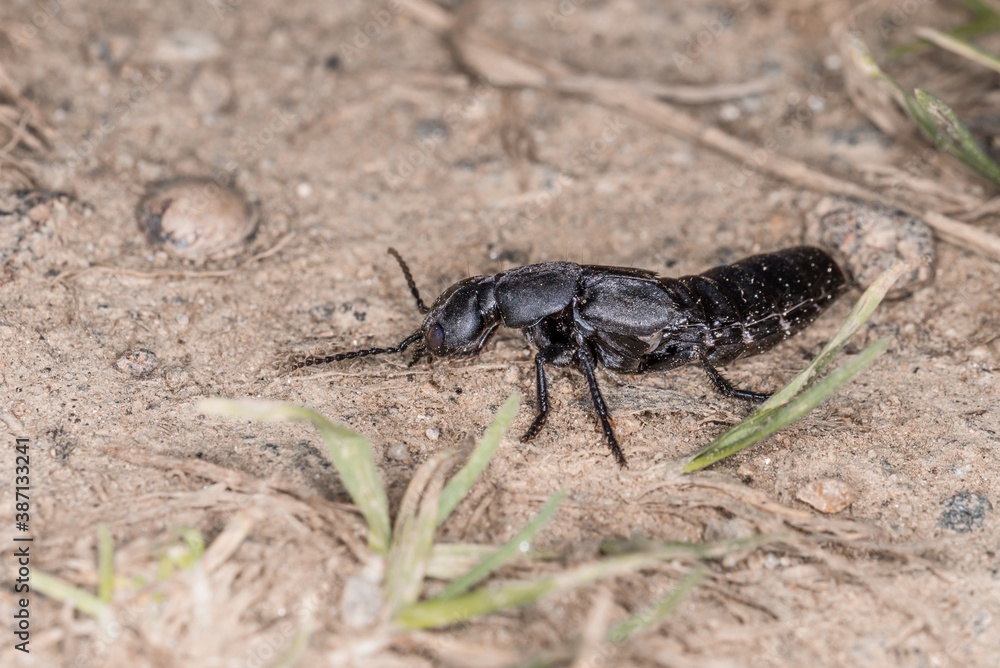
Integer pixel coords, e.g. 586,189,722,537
806,196,935,299
308,304,335,322
414,118,448,142
153,29,222,62
340,575,381,629
136,177,258,261
386,442,411,462
0,190,67,263
115,348,159,377
27,203,51,224
796,478,858,513
938,492,992,533
425,427,440,441
719,103,740,121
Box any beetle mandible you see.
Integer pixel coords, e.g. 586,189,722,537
293,247,848,467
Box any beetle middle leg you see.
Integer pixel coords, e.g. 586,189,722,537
576,343,628,468
521,354,551,444
698,355,770,403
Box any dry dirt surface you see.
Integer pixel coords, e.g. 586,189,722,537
1,1,999,666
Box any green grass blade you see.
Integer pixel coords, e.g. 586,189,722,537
916,26,1000,74
761,263,904,410
385,450,455,615
844,33,907,100
395,546,708,630
944,16,1000,41
432,490,566,601
397,579,558,630
907,88,1000,186
198,399,391,554
267,601,314,668
426,543,500,580
850,28,1000,185
393,448,457,537
33,571,106,617
97,524,114,604
607,569,704,643
955,0,1000,17
157,528,206,579
684,336,889,472
600,534,774,557
427,542,555,580
179,528,206,567
436,394,520,526
888,2,1000,59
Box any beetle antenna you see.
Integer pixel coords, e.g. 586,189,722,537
290,330,423,370
388,248,429,314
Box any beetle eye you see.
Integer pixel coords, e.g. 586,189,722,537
427,324,445,352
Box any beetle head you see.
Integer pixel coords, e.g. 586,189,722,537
422,276,499,357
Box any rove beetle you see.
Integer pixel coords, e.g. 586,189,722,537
293,247,848,467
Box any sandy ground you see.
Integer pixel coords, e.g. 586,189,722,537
1,0,998,666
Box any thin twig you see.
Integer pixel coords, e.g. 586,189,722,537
397,0,1000,262
56,232,297,282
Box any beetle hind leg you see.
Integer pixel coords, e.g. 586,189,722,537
699,356,771,403
520,355,551,443
576,345,628,468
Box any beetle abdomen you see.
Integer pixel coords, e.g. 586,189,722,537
678,247,847,363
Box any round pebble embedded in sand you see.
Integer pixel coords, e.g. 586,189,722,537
807,196,934,299
115,348,159,377
386,443,411,462
137,177,258,261
796,478,858,514
938,492,992,533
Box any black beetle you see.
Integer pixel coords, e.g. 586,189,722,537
294,247,848,466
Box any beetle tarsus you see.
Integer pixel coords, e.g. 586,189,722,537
699,356,771,403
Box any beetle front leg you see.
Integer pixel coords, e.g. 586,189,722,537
576,344,628,468
408,344,429,367
521,354,551,443
699,355,770,403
